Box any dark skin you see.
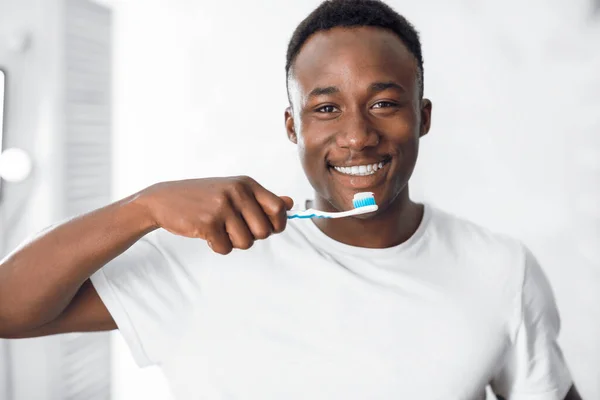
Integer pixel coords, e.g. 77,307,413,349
285,26,428,249
0,24,581,400
285,26,582,400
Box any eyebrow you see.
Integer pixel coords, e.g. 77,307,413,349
369,81,405,93
307,81,405,99
307,86,339,99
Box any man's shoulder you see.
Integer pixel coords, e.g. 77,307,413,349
425,205,532,309
429,204,524,247
427,204,528,269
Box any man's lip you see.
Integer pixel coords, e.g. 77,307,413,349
327,156,392,168
328,160,389,189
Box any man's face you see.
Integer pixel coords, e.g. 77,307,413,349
285,26,432,215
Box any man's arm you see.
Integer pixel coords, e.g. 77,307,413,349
0,194,155,338
1,279,115,338
0,177,291,339
564,385,583,400
491,245,581,400
496,384,581,400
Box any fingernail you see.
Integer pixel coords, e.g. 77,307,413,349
207,240,213,249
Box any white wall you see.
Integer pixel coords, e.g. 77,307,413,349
0,1,69,398
1,1,114,399
106,0,600,399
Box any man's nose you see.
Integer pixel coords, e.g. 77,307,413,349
335,110,379,151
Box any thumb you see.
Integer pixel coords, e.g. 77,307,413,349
279,196,294,211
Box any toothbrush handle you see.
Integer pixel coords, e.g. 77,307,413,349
286,205,378,220
286,209,327,219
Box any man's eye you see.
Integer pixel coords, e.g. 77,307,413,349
372,101,397,109
316,105,337,113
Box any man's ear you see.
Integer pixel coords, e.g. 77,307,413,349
285,107,298,144
420,99,432,138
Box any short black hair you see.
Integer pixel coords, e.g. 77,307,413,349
286,0,424,98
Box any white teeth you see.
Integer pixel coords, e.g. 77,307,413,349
333,161,386,176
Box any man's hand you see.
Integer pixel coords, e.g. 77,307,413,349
0,175,293,338
137,176,294,254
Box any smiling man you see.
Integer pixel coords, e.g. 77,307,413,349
0,1,582,399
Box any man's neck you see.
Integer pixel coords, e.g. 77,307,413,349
311,190,424,249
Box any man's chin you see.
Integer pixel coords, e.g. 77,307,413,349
351,211,379,221
322,195,383,219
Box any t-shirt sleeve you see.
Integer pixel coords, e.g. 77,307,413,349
491,246,573,400
90,229,207,367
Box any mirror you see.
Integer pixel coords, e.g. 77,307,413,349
0,69,4,151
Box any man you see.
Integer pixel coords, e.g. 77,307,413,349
0,0,582,399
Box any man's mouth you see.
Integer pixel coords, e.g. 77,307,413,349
328,158,391,176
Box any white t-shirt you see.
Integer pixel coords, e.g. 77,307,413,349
90,204,572,400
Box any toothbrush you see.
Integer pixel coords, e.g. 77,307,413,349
286,192,378,219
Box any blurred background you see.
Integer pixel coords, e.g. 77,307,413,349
0,0,599,399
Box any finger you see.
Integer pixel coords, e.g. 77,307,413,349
224,210,255,250
205,222,233,255
228,185,273,240
279,196,294,210
250,185,291,234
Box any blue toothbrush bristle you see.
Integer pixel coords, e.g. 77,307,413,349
352,195,376,208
